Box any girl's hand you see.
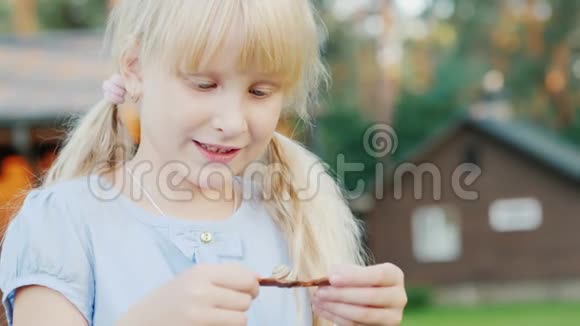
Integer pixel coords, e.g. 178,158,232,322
117,263,260,326
312,263,407,326
103,74,126,104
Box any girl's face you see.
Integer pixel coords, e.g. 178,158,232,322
134,30,285,189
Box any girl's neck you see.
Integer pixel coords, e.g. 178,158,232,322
111,151,239,221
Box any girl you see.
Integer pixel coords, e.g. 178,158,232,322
0,1,406,325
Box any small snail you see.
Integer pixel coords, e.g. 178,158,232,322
271,264,292,281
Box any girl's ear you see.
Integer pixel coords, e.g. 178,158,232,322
119,40,143,100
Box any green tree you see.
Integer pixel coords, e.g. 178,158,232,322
0,1,10,33
38,0,106,29
307,2,382,190
393,0,580,156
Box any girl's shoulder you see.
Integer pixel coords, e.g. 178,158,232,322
0,176,97,324
2,174,113,256
13,175,104,224
3,175,100,249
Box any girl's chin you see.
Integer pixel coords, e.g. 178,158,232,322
188,165,238,191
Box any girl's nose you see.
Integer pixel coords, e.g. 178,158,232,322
211,96,248,138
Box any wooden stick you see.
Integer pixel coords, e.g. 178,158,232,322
258,277,330,288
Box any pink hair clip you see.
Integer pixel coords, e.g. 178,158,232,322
102,74,127,105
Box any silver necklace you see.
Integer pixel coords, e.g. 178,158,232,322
123,164,238,218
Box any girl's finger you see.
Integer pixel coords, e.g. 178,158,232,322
330,263,404,288
205,308,249,326
315,286,406,308
312,304,356,326
313,299,402,326
203,263,260,299
200,285,253,312
191,285,252,312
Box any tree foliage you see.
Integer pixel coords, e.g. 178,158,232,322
393,0,580,156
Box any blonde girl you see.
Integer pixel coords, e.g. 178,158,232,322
0,1,407,325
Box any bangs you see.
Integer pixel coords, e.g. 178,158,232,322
146,0,317,91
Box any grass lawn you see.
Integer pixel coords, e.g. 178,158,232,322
403,302,580,326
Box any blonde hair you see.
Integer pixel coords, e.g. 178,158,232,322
44,1,370,325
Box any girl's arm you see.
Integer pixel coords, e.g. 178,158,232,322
0,189,95,325
13,286,88,326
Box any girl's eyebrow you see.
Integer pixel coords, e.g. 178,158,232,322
181,70,283,86
253,79,282,87
182,71,220,79
250,73,284,86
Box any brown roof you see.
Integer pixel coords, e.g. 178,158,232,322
0,30,112,120
391,116,580,183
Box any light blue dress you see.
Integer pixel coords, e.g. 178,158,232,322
0,175,312,325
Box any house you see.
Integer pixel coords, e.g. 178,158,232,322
366,117,580,305
0,30,111,219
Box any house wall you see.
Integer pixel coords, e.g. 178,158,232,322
367,127,580,286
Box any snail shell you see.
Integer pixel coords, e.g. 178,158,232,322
271,264,292,281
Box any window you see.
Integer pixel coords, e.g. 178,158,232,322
411,206,462,263
489,198,542,232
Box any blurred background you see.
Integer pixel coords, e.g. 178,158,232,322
1,0,580,325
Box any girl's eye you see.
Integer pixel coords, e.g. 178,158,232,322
249,88,271,98
197,83,217,90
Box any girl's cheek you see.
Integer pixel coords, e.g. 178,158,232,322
248,114,280,139
253,98,284,130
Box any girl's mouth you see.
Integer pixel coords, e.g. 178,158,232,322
193,140,241,163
